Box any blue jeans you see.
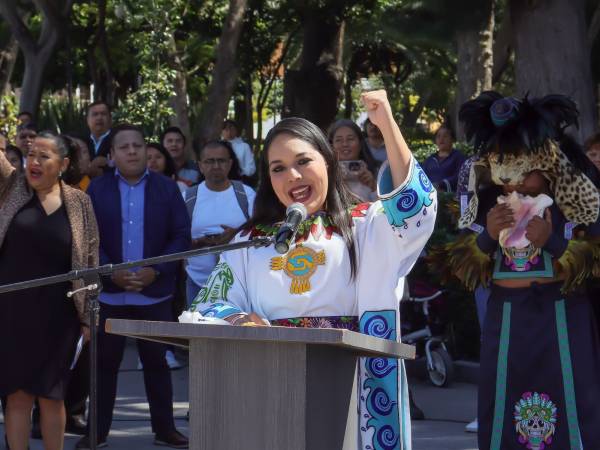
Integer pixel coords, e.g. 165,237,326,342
186,277,203,308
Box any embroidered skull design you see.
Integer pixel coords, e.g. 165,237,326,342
514,392,557,450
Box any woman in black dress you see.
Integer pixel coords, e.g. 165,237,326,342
0,132,99,450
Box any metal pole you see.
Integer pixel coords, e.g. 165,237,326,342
0,236,274,448
87,276,101,450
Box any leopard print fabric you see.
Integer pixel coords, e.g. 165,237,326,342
459,141,600,228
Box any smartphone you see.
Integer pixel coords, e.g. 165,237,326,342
340,160,366,172
339,160,366,181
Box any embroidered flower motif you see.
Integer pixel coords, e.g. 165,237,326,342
351,202,370,218
270,316,359,331
310,317,334,328
243,215,339,243
299,318,312,327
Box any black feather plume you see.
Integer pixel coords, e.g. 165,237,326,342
459,91,581,161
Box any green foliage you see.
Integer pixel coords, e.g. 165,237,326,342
410,191,482,360
0,93,19,140
37,96,88,135
109,0,185,137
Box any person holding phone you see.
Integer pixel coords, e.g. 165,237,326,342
328,119,379,202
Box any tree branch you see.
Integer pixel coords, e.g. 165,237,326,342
0,0,36,55
32,0,63,31
257,28,299,109
588,1,600,47
492,6,513,84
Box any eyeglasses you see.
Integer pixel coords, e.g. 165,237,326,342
201,158,231,166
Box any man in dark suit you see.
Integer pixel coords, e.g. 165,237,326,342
86,101,113,178
77,124,190,449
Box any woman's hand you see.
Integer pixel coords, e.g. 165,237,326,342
89,156,108,177
357,166,376,191
360,90,410,189
192,226,238,248
228,312,267,327
526,209,553,248
361,90,393,132
486,203,514,240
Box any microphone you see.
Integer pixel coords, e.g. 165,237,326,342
274,203,308,254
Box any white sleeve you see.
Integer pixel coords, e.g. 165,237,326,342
241,143,256,176
355,156,437,282
188,233,251,319
245,187,257,216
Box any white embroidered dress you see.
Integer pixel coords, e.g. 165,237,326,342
190,157,436,450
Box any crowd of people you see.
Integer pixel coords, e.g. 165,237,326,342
1,87,600,450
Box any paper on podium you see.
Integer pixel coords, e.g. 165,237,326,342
178,310,231,326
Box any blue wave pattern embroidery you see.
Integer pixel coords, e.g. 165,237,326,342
381,161,434,228
360,310,399,450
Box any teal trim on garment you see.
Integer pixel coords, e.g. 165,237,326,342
379,160,435,228
360,310,401,450
555,300,583,449
492,248,554,279
490,302,511,450
399,361,410,450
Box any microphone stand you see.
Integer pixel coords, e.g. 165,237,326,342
0,236,273,450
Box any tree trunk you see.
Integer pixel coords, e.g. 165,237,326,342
343,72,353,119
511,0,597,141
244,77,253,146
168,36,193,158
20,41,57,116
455,1,494,139
196,0,248,145
0,36,19,95
0,0,75,118
282,17,345,130
492,7,513,84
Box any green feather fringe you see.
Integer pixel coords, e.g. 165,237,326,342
427,233,492,291
556,236,600,292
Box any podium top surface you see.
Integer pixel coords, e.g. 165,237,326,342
106,319,415,360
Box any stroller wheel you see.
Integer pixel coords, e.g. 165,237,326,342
427,347,454,387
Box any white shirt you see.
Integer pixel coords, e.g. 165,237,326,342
185,182,256,286
229,137,256,177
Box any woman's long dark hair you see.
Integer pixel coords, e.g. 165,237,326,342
249,117,358,278
60,135,83,186
328,119,380,175
146,142,177,178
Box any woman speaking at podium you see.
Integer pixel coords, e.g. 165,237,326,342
189,90,436,449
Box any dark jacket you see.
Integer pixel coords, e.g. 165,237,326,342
87,171,191,298
87,130,112,161
421,148,467,192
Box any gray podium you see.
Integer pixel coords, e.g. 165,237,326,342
106,319,415,450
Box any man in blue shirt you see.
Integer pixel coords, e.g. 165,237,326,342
79,124,191,449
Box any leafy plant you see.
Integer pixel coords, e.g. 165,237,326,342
0,93,19,140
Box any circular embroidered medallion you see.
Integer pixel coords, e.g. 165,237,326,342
270,245,326,294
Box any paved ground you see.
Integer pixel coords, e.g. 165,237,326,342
411,379,478,450
1,340,478,450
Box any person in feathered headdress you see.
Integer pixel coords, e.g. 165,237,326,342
434,91,600,450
